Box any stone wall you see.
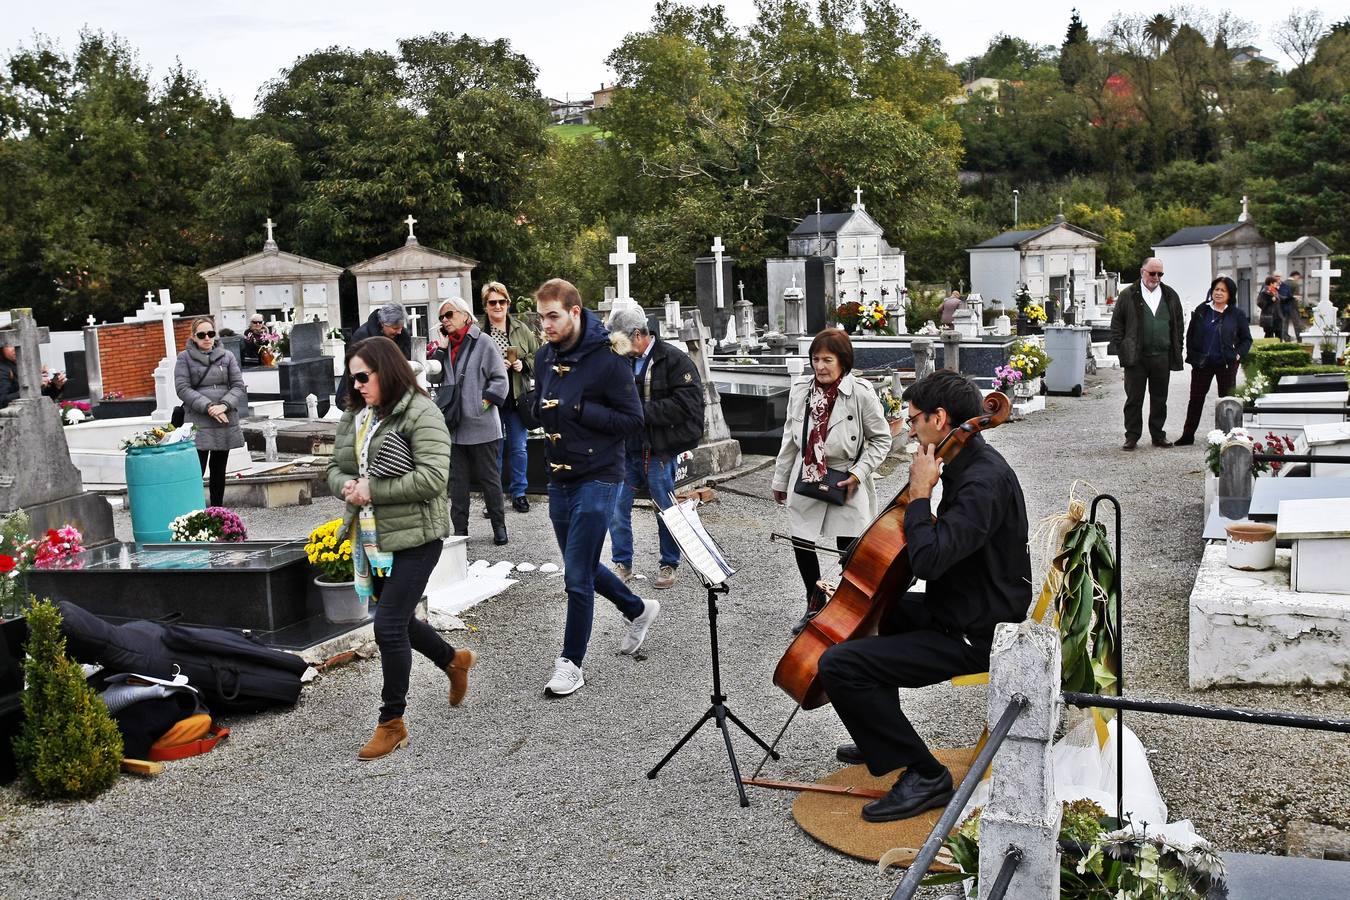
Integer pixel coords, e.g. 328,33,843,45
90,318,195,399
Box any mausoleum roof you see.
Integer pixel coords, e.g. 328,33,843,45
1154,223,1241,247
1276,235,1332,258
970,218,1104,250
788,212,856,237
348,242,479,274
198,248,343,280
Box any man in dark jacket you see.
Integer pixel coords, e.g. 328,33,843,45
604,305,704,591
531,279,659,698
337,304,411,409
0,345,20,409
818,371,1031,823
1108,258,1184,450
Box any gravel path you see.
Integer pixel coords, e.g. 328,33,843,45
1,367,1345,899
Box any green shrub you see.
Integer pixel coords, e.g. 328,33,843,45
905,286,945,331
1267,365,1348,382
13,598,122,800
1243,343,1312,382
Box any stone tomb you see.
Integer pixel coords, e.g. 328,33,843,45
277,320,333,418
1277,498,1350,595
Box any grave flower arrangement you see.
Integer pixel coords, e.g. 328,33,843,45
58,400,92,425
1007,339,1050,379
833,300,863,331
101,390,124,401
305,519,353,582
856,302,892,335
876,385,904,421
18,526,84,570
1024,302,1048,325
1230,372,1268,404
1204,427,1289,476
118,423,180,450
991,364,1024,393
168,507,248,543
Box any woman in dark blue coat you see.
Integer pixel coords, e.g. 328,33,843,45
1176,275,1252,446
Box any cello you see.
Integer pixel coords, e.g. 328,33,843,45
772,391,1013,710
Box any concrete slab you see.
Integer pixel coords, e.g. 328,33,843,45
1220,852,1350,899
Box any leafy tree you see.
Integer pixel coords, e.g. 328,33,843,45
1059,8,1092,87
1250,96,1350,257
1144,14,1177,58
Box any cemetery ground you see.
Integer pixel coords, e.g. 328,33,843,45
1,368,1347,899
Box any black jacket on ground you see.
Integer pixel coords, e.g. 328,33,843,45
1108,282,1184,370
632,335,704,456
337,310,414,409
902,433,1032,641
532,308,644,484
1185,300,1252,368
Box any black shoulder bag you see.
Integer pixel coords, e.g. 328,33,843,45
792,409,864,507
433,338,474,433
171,358,211,428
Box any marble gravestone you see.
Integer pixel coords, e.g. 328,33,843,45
0,310,115,547
278,321,333,418
694,255,736,336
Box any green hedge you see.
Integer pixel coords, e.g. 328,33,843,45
1244,342,1312,383
1268,365,1349,381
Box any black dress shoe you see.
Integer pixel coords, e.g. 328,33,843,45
1174,434,1195,446
835,743,865,766
1121,438,1138,451
1152,436,1174,448
861,767,954,823
512,495,530,513
481,508,491,518
493,525,508,546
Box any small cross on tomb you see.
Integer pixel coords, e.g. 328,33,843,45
404,214,418,244
265,218,276,243
610,236,637,302
737,281,746,304
134,289,185,361
405,307,423,337
710,236,727,308
86,314,96,327
853,186,864,210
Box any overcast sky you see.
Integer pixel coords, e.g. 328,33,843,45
4,1,1315,115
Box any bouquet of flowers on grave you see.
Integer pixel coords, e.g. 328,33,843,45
1007,339,1051,379
0,511,30,613
305,519,354,582
59,400,92,425
119,423,182,450
992,364,1024,393
1024,302,1048,324
1013,283,1033,310
168,507,248,543
833,300,863,331
856,302,891,334
1204,427,1286,477
1230,372,1268,404
876,384,904,421
101,389,124,401
17,525,84,570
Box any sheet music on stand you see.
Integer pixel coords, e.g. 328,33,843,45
659,496,735,585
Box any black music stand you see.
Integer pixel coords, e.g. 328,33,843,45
645,499,779,806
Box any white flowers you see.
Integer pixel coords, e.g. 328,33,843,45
1205,429,1225,447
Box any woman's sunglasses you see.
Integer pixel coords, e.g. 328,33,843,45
195,331,216,339
486,298,509,306
352,371,373,384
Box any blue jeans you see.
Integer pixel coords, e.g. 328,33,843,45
548,479,645,665
498,408,529,499
610,452,680,569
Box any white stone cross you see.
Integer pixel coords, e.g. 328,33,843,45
145,291,154,304
853,186,864,209
134,289,185,361
710,236,726,308
264,217,276,243
737,281,746,303
1311,263,1341,307
405,306,423,337
610,235,637,303
404,214,417,241
86,314,96,327
1238,195,1251,222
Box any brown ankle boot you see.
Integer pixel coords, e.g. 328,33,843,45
445,649,477,707
357,717,408,760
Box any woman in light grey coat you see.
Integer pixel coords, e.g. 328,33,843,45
175,317,247,507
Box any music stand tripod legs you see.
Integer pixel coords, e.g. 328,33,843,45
647,582,779,807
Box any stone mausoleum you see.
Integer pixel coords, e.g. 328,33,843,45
967,214,1103,313
198,221,343,333
348,218,477,342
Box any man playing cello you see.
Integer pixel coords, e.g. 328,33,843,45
817,370,1031,822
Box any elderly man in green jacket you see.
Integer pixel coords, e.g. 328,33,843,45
1109,257,1185,451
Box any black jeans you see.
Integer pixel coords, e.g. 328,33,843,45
1122,354,1172,442
818,592,991,777
792,536,854,601
371,539,455,722
197,449,229,508
449,439,506,533
1180,361,1239,440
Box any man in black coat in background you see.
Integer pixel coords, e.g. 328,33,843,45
1108,257,1184,450
336,304,411,409
604,305,705,591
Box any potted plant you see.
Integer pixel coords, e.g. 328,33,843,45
856,301,893,336
168,508,248,543
1006,339,1050,397
834,300,863,332
305,519,364,624
1318,336,1337,365
991,364,1023,397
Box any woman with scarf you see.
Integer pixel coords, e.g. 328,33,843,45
174,317,247,507
479,282,540,513
430,297,510,545
327,336,476,760
1175,275,1253,446
772,329,891,634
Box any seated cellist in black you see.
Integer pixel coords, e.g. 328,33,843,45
817,370,1031,822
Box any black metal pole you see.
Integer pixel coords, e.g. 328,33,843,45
890,695,1028,900
1090,493,1124,825
985,845,1025,900
1061,692,1350,733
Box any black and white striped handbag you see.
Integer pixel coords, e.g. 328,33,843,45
367,430,415,479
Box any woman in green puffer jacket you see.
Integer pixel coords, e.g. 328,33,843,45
326,336,477,761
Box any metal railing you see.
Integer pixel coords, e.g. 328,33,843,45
1061,692,1350,734
890,694,1028,900
985,846,1024,900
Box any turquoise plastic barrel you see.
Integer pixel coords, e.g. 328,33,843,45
125,441,204,543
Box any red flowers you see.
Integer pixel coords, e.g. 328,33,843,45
0,554,14,574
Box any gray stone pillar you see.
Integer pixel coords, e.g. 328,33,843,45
940,331,962,373
1218,440,1253,519
979,620,1062,900
911,338,933,381
1215,396,1243,433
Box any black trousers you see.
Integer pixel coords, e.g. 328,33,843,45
449,439,505,533
818,593,991,777
1122,354,1172,442
371,539,455,722
792,536,854,601
197,449,229,508
1180,361,1239,440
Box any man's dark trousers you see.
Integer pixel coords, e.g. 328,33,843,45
818,593,991,777
1123,353,1172,442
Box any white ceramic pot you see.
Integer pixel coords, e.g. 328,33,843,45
1225,522,1277,571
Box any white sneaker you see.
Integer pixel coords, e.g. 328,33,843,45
544,657,584,697
619,598,660,655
